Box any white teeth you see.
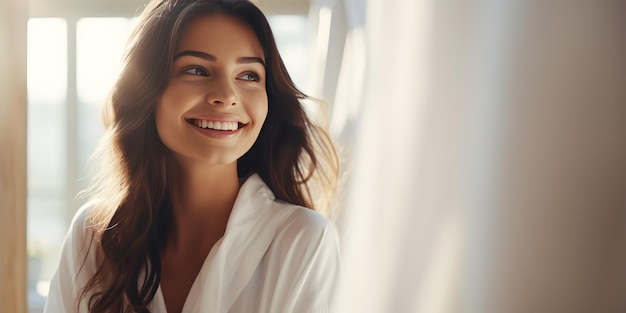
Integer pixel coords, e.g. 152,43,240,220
194,119,238,131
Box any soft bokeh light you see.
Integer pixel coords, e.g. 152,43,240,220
76,17,134,106
27,18,67,105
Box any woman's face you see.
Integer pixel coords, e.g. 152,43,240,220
156,14,268,166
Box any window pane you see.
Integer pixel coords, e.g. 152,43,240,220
27,17,67,313
76,17,135,188
268,15,310,90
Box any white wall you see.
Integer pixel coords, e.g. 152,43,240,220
487,2,626,312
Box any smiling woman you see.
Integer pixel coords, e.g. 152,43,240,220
43,1,340,313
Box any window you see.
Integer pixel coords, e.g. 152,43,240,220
27,18,68,311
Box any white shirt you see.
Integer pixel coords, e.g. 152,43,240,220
44,174,341,313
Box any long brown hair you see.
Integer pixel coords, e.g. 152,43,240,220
78,0,339,311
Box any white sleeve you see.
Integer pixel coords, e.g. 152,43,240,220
44,206,97,313
271,208,342,313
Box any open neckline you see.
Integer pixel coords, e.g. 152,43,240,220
155,235,225,312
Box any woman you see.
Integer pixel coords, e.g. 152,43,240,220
44,0,340,312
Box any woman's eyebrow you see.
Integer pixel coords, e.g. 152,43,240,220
174,50,216,61
174,50,265,66
237,56,265,66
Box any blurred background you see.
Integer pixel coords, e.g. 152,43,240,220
1,0,626,312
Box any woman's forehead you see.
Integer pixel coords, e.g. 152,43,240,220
175,14,264,60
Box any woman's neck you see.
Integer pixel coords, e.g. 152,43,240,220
166,157,240,253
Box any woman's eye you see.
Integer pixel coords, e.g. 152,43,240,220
239,72,261,82
183,67,208,76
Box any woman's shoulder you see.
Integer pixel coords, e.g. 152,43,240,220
244,174,339,240
64,204,88,239
270,201,341,255
240,173,341,256
68,203,97,236
279,203,335,234
44,204,103,312
62,203,102,260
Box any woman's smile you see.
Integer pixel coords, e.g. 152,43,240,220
185,117,248,139
187,119,244,131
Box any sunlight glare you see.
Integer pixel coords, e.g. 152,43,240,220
27,18,67,105
77,18,134,106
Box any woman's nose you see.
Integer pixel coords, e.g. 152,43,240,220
206,78,238,107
